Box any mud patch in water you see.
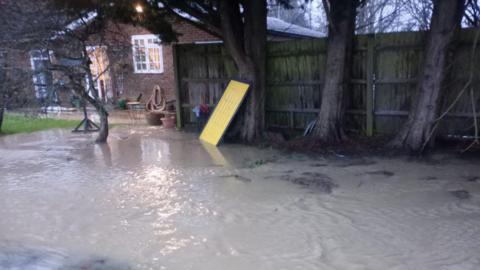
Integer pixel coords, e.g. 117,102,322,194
219,174,252,183
450,189,470,200
363,170,395,177
310,163,327,167
463,175,480,182
333,158,377,168
266,172,338,194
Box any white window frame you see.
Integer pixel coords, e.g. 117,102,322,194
131,34,164,74
29,49,53,99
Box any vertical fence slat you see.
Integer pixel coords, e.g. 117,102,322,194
366,35,375,136
172,45,183,128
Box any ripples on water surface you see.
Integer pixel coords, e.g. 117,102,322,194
0,126,479,269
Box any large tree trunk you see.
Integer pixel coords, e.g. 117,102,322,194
219,0,266,143
389,0,466,153
312,0,356,142
239,0,266,142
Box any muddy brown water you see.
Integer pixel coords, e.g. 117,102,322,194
1,126,480,269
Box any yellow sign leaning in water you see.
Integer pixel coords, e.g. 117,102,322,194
200,80,250,146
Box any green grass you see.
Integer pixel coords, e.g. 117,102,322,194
0,113,79,135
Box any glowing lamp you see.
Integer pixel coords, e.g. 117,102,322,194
135,4,144,13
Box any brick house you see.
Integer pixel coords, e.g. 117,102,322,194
81,19,221,107
2,16,322,110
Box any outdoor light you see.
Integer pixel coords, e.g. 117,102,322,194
135,4,144,13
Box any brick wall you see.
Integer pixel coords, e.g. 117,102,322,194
106,20,220,104
2,48,39,107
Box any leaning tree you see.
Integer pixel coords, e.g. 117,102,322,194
49,0,134,143
47,0,138,143
388,0,467,153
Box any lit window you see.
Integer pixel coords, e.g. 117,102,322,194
131,35,163,74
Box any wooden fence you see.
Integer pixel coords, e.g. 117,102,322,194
173,28,480,136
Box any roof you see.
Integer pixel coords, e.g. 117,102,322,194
267,17,324,39
64,12,324,40
165,8,323,39
52,11,97,40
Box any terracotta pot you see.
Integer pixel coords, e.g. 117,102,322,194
161,116,176,128
145,112,163,125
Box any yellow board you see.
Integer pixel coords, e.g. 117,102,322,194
199,80,250,146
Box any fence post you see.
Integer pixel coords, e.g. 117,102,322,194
366,34,375,136
172,45,183,128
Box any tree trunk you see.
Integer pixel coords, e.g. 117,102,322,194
96,107,109,143
0,66,5,133
239,0,266,142
389,0,466,153
312,0,356,142
85,60,109,143
72,84,109,143
219,0,266,143
0,102,5,133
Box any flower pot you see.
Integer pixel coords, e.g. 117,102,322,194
145,112,163,125
161,116,176,128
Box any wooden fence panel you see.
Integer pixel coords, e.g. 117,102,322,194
436,29,480,136
373,31,424,134
347,35,368,133
266,39,326,129
175,29,480,137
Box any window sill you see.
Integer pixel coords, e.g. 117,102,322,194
133,70,164,74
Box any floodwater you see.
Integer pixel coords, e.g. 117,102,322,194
1,126,480,270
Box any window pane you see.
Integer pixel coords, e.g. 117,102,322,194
148,48,160,70
134,43,146,71
31,55,52,99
